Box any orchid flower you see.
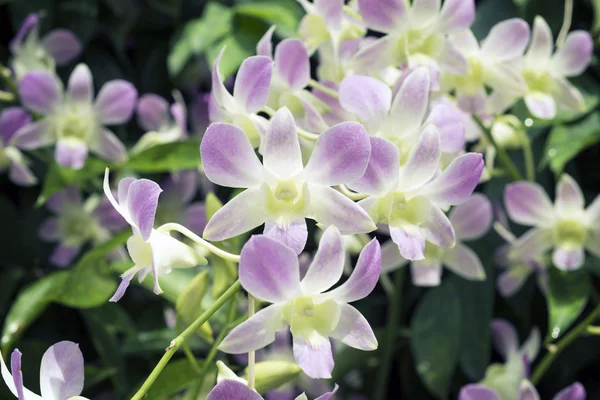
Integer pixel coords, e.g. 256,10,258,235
39,186,127,267
458,319,541,400
14,64,136,169
297,0,365,55
1,341,89,400
0,107,37,186
356,0,474,78
504,175,600,270
207,377,338,400
339,67,466,159
493,204,549,297
209,49,272,147
445,19,530,115
350,134,483,260
519,16,592,119
219,227,381,378
201,107,375,255
459,381,585,400
132,92,187,153
381,193,491,286
103,169,207,301
9,13,81,81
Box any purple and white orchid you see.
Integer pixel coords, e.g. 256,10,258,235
504,175,600,271
1,341,89,400
103,169,206,301
209,49,272,148
381,193,492,286
132,91,188,153
201,107,375,255
0,107,37,186
9,13,81,81
349,134,483,261
206,378,338,400
219,227,380,379
14,64,137,169
519,16,592,119
339,67,466,158
445,19,530,115
460,381,585,400
39,185,128,267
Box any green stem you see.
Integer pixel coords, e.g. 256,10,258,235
556,0,574,48
176,318,203,374
373,268,405,400
247,295,256,390
157,223,241,263
530,303,600,384
131,280,242,400
308,79,339,99
521,132,536,182
586,325,600,335
183,295,239,400
475,118,523,181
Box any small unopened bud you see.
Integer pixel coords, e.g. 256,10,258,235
491,115,525,150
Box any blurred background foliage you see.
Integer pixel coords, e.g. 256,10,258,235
1,0,600,399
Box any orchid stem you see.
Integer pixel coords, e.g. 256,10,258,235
530,302,600,385
373,268,405,400
338,184,369,201
475,118,523,181
183,295,238,400
131,280,241,400
586,325,600,335
247,295,256,390
157,223,241,263
308,79,339,99
556,0,574,48
522,133,536,182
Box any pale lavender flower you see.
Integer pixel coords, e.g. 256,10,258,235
446,19,530,115
39,185,128,267
209,49,272,147
504,175,600,271
381,193,491,286
0,107,37,186
10,13,81,80
103,169,206,301
132,91,187,153
459,382,586,400
1,341,89,400
339,67,466,158
207,378,338,400
519,17,593,119
201,107,375,255
350,134,483,261
14,64,136,169
219,227,380,378
356,0,474,77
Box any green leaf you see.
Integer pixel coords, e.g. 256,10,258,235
234,1,301,38
146,359,204,400
594,0,600,33
36,158,108,207
244,361,302,394
546,267,589,341
453,250,495,381
126,140,202,173
167,2,233,76
1,271,69,352
56,231,130,308
205,192,223,221
176,271,213,341
410,281,462,400
541,112,600,175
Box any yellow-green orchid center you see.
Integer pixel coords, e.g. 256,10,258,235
56,106,95,141
388,193,431,226
284,295,340,338
266,181,307,217
449,57,485,94
423,242,445,260
553,219,588,248
522,69,552,93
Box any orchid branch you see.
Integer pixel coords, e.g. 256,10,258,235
373,268,405,400
157,223,241,263
475,118,523,181
131,280,242,400
338,184,369,201
308,79,339,99
530,303,600,385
